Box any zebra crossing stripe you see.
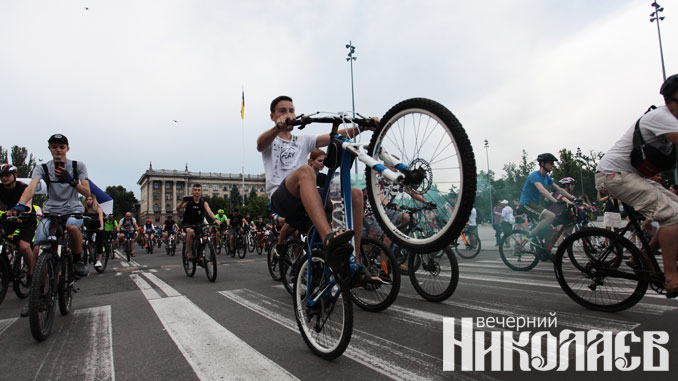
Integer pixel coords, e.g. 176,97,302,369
130,273,297,380
0,317,18,336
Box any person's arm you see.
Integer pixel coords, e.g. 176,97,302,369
76,179,91,198
97,206,104,229
257,125,283,152
176,199,187,211
597,190,608,202
551,184,574,202
203,202,218,223
16,178,40,207
534,183,559,203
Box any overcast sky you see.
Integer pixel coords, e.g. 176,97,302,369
1,0,676,197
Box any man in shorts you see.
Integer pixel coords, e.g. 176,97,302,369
518,153,574,238
596,74,678,296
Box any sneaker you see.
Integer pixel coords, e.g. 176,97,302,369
72,261,89,278
20,304,30,318
95,260,103,269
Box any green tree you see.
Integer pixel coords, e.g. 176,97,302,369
0,146,7,163
10,146,37,178
552,149,579,182
248,187,258,200
203,195,231,214
229,184,242,206
245,195,270,220
106,185,139,219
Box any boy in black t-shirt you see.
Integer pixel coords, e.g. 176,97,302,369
176,183,220,259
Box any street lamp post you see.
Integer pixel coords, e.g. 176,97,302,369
484,140,492,224
346,41,357,175
650,2,667,81
649,2,675,182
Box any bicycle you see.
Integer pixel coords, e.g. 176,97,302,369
120,230,135,262
246,227,256,253
165,232,177,256
83,225,109,274
145,232,154,254
554,207,675,312
499,200,595,271
0,217,32,304
266,229,282,281
452,226,481,259
290,98,476,359
181,224,218,282
28,212,89,341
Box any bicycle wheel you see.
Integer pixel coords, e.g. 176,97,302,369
293,254,353,360
256,238,263,255
237,237,247,259
554,228,648,312
392,246,410,275
408,246,459,302
365,98,476,252
247,234,255,253
204,241,217,282
12,254,30,299
0,257,9,304
58,256,73,316
499,230,540,271
267,246,282,281
281,239,305,296
350,237,401,312
181,244,196,277
125,240,131,262
453,232,481,259
98,241,111,273
29,249,57,341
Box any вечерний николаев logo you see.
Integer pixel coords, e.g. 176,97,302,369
443,314,668,372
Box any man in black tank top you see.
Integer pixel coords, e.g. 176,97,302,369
176,183,221,259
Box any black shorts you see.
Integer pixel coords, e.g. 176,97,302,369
3,219,37,243
270,178,312,231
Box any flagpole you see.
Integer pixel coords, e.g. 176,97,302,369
241,86,245,206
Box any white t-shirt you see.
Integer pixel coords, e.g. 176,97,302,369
501,205,515,224
597,106,678,174
468,208,477,226
262,134,317,197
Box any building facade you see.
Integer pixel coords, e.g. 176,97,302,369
137,163,266,223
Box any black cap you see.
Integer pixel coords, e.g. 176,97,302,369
48,134,69,145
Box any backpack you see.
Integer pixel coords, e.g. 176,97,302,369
629,106,676,177
42,161,78,191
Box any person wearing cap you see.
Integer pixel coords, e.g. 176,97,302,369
596,74,678,297
500,200,515,246
10,134,91,317
0,164,37,291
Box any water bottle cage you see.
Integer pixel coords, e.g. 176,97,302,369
323,138,341,170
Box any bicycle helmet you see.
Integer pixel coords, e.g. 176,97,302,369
146,219,151,223
559,177,576,185
660,74,678,102
537,153,558,163
0,164,18,176
217,209,224,214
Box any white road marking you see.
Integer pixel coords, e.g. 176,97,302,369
129,273,161,300
0,317,18,336
219,289,495,381
32,306,115,381
131,273,296,380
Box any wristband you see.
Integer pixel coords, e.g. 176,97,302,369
12,203,30,212
62,172,78,187
357,125,364,133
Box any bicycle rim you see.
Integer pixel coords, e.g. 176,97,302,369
204,242,217,282
58,259,72,316
499,230,540,271
182,245,196,277
13,254,30,299
281,239,305,296
350,237,401,312
408,247,459,302
267,247,282,281
294,255,353,360
29,251,56,341
366,98,476,252
554,228,648,312
452,233,481,259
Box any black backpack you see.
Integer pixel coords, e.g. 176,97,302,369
42,161,78,191
629,106,676,177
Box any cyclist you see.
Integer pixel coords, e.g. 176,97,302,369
10,134,91,316
595,74,678,296
176,183,221,260
143,219,156,251
0,164,37,291
213,210,228,248
227,208,245,252
83,194,105,269
518,153,575,239
103,213,118,256
257,95,377,282
162,215,180,246
254,215,266,245
117,212,139,257
467,206,478,247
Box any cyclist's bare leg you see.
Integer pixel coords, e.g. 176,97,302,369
656,225,678,285
66,224,84,258
185,228,195,258
531,210,555,237
350,187,364,263
18,239,35,274
284,166,333,242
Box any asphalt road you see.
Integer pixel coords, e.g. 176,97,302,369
0,225,676,381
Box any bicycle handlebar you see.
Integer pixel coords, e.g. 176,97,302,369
287,115,378,130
